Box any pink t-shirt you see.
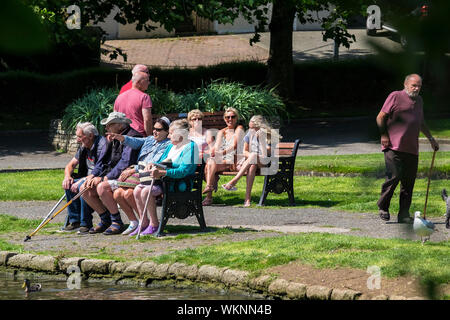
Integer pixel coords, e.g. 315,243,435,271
119,80,133,95
114,88,152,136
381,90,424,155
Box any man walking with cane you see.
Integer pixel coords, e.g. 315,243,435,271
376,74,439,223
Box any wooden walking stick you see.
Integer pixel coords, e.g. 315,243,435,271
423,149,437,220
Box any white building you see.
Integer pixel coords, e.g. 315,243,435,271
95,5,330,40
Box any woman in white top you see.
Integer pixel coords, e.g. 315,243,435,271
202,107,244,206
222,115,281,207
187,109,214,163
132,119,198,235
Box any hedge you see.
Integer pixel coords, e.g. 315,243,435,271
1,56,449,130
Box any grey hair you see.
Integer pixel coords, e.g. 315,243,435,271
132,71,149,84
404,74,422,83
76,122,98,136
170,119,189,131
132,64,148,75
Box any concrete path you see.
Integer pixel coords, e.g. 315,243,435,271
101,29,402,68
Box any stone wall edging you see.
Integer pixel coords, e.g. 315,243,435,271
0,251,425,300
49,119,79,155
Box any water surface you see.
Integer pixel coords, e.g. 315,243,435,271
0,274,262,300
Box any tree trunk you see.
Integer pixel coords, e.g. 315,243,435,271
266,0,296,100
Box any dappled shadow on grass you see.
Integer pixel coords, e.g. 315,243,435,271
211,195,340,208
136,224,256,241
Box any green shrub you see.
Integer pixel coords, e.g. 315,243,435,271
148,85,182,115
61,80,287,132
61,87,118,134
186,80,288,124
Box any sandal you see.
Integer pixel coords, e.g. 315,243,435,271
103,222,124,235
243,200,251,207
89,221,111,234
222,183,237,191
202,184,215,194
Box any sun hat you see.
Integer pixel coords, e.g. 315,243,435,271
100,112,132,126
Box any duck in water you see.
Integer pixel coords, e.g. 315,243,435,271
22,279,42,293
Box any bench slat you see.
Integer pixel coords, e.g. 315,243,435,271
276,149,294,156
277,142,295,148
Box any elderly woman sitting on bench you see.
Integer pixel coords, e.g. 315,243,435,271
133,119,199,236
102,117,172,235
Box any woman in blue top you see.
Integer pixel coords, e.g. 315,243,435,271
101,117,171,235
133,119,199,235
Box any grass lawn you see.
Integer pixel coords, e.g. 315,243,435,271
153,232,450,286
294,151,450,175
1,166,448,217
422,118,450,139
1,215,448,292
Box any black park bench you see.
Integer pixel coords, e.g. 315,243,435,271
154,164,207,237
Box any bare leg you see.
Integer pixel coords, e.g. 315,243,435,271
226,153,257,188
203,158,218,193
113,188,137,222
244,164,258,206
203,160,229,205
133,185,149,228
140,186,158,227
81,184,106,214
97,181,119,214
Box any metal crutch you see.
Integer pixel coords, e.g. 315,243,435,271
34,193,66,233
24,187,90,242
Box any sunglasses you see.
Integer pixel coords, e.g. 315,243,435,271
153,127,165,132
225,115,236,119
191,118,203,121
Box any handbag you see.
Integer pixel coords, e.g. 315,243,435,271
116,172,140,188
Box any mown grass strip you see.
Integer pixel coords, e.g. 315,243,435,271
153,232,450,284
0,169,63,201
1,168,449,216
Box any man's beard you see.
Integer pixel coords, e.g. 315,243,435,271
405,89,419,99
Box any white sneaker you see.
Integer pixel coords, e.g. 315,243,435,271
121,223,138,235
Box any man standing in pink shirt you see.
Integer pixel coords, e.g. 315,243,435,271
376,74,439,223
114,71,152,136
119,64,149,95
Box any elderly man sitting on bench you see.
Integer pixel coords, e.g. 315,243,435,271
80,112,141,235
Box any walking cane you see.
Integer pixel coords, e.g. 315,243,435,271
33,193,66,234
423,149,437,220
24,187,90,242
136,178,155,240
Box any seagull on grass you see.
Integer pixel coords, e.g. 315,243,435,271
413,211,436,244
